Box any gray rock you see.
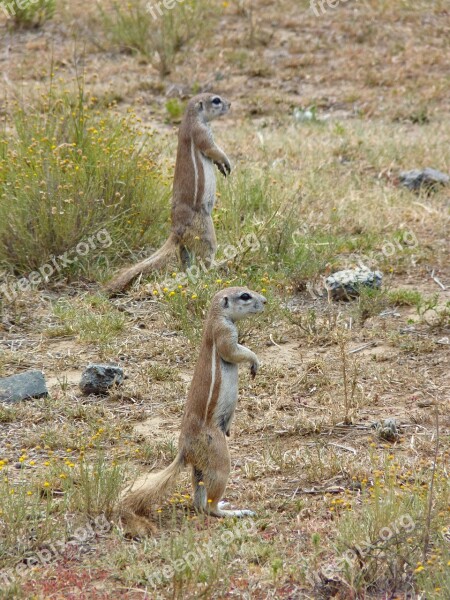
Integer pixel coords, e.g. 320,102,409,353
372,419,400,442
399,168,449,192
79,364,124,395
325,267,383,301
0,370,48,404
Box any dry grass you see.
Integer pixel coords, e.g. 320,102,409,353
0,0,449,598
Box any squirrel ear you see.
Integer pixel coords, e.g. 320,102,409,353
198,101,204,111
221,296,229,308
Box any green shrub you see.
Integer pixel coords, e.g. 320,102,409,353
98,0,213,76
0,85,169,280
10,0,55,29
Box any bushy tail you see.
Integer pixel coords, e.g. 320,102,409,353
105,234,178,295
119,453,184,520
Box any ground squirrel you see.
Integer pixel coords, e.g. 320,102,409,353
105,93,232,295
119,287,266,534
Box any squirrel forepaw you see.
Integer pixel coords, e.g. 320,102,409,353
250,360,260,379
215,159,232,177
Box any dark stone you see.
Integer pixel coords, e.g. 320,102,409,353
399,168,449,192
0,370,48,404
371,419,400,442
79,364,124,395
325,268,383,301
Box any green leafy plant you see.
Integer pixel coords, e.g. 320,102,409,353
98,0,213,76
0,83,168,279
48,294,127,345
10,0,55,29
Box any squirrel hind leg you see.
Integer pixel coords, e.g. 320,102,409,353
192,450,247,517
180,246,192,269
192,466,207,511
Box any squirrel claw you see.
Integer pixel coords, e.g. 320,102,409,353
215,161,230,177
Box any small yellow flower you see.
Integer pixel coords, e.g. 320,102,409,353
27,491,33,496
414,565,424,573
43,482,50,488
198,481,204,486
191,294,198,300
29,461,36,466
169,291,176,297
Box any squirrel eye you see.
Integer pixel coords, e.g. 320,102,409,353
212,97,222,105
240,293,252,301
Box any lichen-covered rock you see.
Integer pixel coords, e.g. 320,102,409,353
399,168,449,192
372,419,400,442
325,267,382,301
0,370,48,404
79,364,124,395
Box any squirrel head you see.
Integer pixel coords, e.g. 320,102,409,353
212,287,267,321
190,93,231,122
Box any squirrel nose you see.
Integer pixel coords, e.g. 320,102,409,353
261,296,267,304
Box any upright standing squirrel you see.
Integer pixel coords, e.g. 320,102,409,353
120,287,266,534
105,93,232,295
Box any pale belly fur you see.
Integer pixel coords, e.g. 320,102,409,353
214,360,239,433
200,153,217,214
